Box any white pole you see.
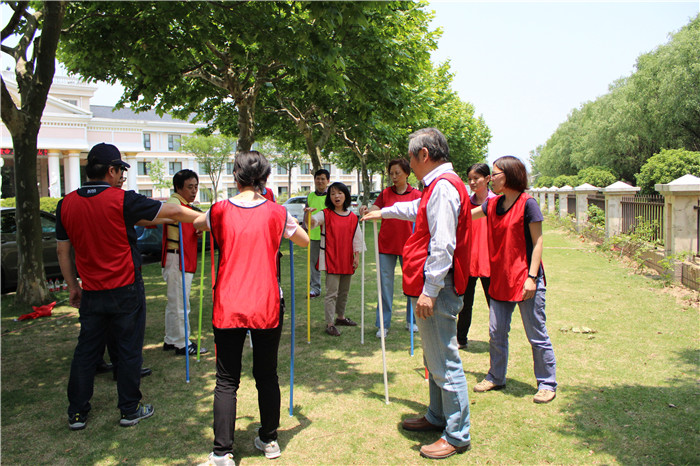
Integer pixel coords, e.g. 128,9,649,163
373,220,389,404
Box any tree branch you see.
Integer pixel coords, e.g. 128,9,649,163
1,1,29,41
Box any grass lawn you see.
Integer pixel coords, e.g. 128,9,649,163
1,219,698,465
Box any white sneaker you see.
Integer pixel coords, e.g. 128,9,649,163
406,322,418,332
375,328,389,338
198,452,235,466
254,436,281,459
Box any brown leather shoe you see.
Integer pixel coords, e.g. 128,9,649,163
419,438,470,459
473,379,506,392
325,325,341,336
401,416,444,432
334,317,357,327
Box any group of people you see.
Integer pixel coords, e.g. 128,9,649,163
57,127,557,464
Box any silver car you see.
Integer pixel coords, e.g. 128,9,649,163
283,195,307,222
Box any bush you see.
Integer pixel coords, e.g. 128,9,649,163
587,204,605,227
535,175,554,187
636,149,700,194
0,197,15,207
578,166,617,188
552,174,579,188
0,197,61,214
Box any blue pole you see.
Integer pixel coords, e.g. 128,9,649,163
179,223,190,383
289,239,295,416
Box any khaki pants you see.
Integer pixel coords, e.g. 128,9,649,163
324,273,352,325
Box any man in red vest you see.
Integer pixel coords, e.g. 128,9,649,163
57,143,201,430
361,128,471,459
161,169,207,356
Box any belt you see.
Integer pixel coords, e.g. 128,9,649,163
166,249,179,254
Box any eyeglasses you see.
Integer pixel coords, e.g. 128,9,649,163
119,176,127,182
492,171,505,178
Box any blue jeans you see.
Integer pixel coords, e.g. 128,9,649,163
413,276,471,447
375,253,412,329
486,277,557,391
67,274,146,417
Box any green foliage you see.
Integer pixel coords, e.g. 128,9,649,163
182,134,236,203
39,197,61,214
531,14,700,182
587,204,606,227
603,216,663,271
552,174,579,188
636,148,700,194
577,166,617,188
148,160,172,190
535,175,554,187
0,197,15,207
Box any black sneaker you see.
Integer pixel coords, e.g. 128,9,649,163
175,341,208,355
163,342,176,351
68,412,87,431
120,403,154,427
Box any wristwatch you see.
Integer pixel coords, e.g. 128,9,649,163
528,273,537,281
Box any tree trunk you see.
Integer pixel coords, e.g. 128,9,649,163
13,127,51,307
236,101,255,153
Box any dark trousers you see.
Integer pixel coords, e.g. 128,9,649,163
67,275,146,417
457,276,491,345
212,308,284,456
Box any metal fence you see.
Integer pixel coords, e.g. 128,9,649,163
621,194,665,244
567,196,577,217
587,193,605,212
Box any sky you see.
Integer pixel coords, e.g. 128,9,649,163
428,1,699,165
4,1,699,168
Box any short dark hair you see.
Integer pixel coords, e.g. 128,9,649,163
173,169,198,190
408,128,449,162
234,151,271,191
314,169,330,180
85,163,111,180
387,158,410,176
468,163,490,178
493,156,529,192
325,182,351,211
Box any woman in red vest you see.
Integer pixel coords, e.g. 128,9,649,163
361,159,422,338
456,163,496,349
306,182,365,336
194,151,309,465
471,156,557,404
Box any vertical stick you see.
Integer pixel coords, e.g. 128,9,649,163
197,230,206,363
360,221,365,345
306,211,311,344
408,297,414,357
373,220,389,404
289,239,295,416
178,223,190,383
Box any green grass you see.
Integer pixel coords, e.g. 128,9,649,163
2,219,698,465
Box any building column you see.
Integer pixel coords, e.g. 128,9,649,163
64,151,81,193
558,186,573,218
48,151,61,198
603,181,640,239
574,183,600,232
124,153,138,192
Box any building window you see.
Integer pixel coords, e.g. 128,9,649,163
138,162,150,176
199,163,209,175
200,188,212,203
143,133,151,151
300,186,310,192
169,161,182,175
276,165,288,175
323,163,331,173
168,134,182,151
227,187,239,198
139,189,152,197
226,162,235,175
278,186,288,196
62,99,78,106
300,163,310,175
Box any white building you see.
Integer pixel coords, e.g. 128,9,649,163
0,71,378,202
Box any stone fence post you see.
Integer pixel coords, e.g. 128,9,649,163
546,186,558,214
574,183,600,232
603,181,640,239
558,185,573,218
655,174,700,257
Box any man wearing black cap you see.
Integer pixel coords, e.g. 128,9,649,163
56,143,201,430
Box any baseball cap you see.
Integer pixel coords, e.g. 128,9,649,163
87,143,131,169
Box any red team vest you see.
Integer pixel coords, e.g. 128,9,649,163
61,188,135,290
161,199,198,273
469,199,490,278
210,200,287,329
376,185,422,256
323,209,359,275
402,173,470,297
261,188,276,202
487,193,536,302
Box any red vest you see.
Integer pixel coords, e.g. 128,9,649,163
402,173,470,297
469,202,490,278
487,193,535,302
376,185,422,255
261,188,276,202
161,199,198,273
323,209,359,275
210,200,287,329
61,188,135,290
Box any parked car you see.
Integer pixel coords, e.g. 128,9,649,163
283,195,307,222
1,207,63,293
135,222,216,261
